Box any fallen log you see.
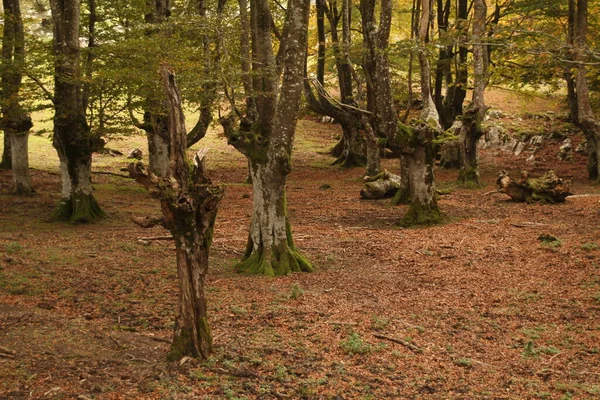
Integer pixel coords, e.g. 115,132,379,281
496,170,572,203
360,170,402,199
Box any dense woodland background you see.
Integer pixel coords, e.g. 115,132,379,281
1,0,600,398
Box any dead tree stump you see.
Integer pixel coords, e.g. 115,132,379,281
129,65,223,361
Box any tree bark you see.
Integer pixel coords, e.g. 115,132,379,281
49,0,105,222
1,0,34,194
571,0,600,180
138,0,171,177
0,135,11,171
443,0,468,120
398,0,442,226
458,0,488,186
130,66,223,361
223,0,313,276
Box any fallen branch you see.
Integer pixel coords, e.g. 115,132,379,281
137,236,173,241
373,334,422,353
327,321,358,326
510,222,550,228
130,216,166,229
497,170,572,203
93,171,131,178
0,345,15,355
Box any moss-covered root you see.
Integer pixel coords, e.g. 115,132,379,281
50,193,106,223
166,318,212,361
235,245,313,276
331,151,366,168
398,202,443,227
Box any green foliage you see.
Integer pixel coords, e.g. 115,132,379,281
453,358,473,368
289,283,303,300
340,333,372,355
5,242,22,255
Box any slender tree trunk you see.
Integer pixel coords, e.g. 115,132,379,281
1,0,33,193
458,0,488,186
49,0,105,222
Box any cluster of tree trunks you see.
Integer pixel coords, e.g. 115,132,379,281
130,66,223,360
496,170,572,203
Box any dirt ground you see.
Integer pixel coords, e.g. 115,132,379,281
1,92,600,399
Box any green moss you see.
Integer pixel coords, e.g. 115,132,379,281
398,201,443,227
390,187,410,205
457,167,481,188
167,329,192,361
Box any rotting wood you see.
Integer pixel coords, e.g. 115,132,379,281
496,170,572,203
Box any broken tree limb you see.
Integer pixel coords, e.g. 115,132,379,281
496,170,572,203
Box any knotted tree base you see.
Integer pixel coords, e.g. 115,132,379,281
51,193,106,223
236,221,313,276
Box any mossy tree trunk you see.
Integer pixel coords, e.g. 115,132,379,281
130,66,223,361
457,0,488,186
49,0,105,223
222,0,313,276
398,0,442,226
399,124,441,227
1,0,34,194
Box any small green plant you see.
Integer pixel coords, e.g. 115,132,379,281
5,242,22,255
229,305,247,315
340,333,372,355
593,293,600,305
522,341,560,357
290,283,303,300
581,242,600,251
453,358,473,368
538,234,562,250
370,316,389,331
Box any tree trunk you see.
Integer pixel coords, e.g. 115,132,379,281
458,0,488,186
140,0,171,177
399,123,441,226
9,131,33,194
572,0,600,180
1,0,34,194
0,136,11,170
443,0,468,120
224,0,313,275
49,0,105,222
398,0,442,226
130,66,223,361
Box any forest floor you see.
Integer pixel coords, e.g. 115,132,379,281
1,89,599,399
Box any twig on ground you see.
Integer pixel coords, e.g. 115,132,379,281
0,345,15,355
137,236,173,241
125,353,153,363
373,334,422,353
327,321,358,326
